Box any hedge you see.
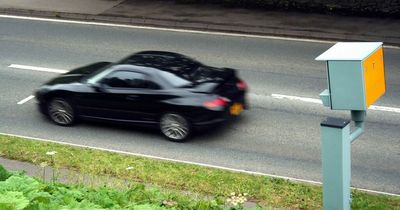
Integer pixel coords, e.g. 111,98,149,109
175,0,400,17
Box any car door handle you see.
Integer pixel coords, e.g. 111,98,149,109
126,95,139,101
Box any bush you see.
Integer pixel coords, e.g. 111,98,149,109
175,0,400,17
0,173,254,210
0,165,11,181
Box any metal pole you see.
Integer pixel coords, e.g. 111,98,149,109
321,117,351,210
350,110,366,142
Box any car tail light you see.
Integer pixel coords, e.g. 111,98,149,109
236,80,247,90
203,97,230,110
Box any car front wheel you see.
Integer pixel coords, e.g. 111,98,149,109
160,113,191,142
47,98,76,126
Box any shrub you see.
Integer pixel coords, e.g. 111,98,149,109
0,165,11,181
0,173,245,210
175,0,400,17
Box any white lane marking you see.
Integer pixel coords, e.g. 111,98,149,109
370,105,400,113
271,93,322,104
17,95,35,105
0,132,398,197
8,64,67,74
272,94,400,113
0,14,399,49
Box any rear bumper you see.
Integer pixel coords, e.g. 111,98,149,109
191,98,247,129
193,117,226,127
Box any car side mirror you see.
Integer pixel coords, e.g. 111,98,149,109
91,82,106,92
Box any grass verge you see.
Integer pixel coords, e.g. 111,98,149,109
0,134,399,209
0,166,234,209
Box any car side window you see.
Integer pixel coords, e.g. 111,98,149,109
101,71,160,89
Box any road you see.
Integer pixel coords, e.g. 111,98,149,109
0,16,399,194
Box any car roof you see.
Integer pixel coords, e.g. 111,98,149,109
133,51,186,57
111,64,157,74
118,51,198,65
118,51,185,63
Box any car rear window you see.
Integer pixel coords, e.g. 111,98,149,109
157,70,192,87
119,53,229,86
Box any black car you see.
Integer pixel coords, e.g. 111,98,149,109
35,51,248,141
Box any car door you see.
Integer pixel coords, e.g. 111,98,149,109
98,70,167,123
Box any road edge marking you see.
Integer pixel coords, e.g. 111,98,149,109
17,95,35,105
0,131,398,197
0,14,399,49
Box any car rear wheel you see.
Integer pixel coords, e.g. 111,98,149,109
160,113,191,142
47,98,76,126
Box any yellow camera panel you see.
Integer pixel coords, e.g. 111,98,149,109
363,47,386,107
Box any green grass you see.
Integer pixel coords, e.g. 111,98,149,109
0,134,399,209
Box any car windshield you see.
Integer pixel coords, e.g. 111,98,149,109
86,65,114,85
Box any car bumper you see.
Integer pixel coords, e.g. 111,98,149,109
37,102,48,115
191,100,246,129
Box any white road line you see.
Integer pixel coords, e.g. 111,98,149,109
8,64,67,74
0,131,398,197
0,14,399,49
271,93,322,104
17,95,35,105
370,105,400,113
272,93,400,113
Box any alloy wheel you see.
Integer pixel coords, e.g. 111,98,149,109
48,98,75,126
160,113,190,141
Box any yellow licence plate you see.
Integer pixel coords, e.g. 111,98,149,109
230,103,243,116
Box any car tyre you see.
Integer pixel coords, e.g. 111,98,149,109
47,97,76,126
160,113,191,142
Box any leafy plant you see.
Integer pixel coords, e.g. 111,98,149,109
0,191,29,210
0,170,233,210
0,164,11,181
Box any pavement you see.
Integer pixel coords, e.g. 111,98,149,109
0,0,399,46
1,157,45,178
0,157,92,185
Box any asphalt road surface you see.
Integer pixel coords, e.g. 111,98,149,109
0,16,399,194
